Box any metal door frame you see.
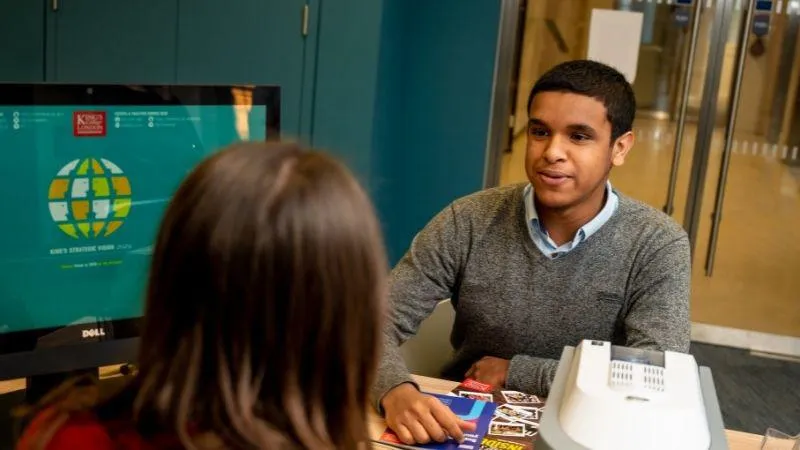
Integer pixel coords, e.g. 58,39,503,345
683,0,761,277
483,0,524,189
681,0,738,252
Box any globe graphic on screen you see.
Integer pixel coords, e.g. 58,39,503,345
47,157,132,239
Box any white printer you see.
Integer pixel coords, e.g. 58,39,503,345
538,340,728,450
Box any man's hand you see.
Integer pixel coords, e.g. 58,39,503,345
381,383,477,445
465,356,510,387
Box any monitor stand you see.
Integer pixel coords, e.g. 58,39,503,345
0,367,131,448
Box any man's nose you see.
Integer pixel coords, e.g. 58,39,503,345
542,136,567,163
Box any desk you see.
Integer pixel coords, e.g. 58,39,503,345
370,375,765,450
0,371,766,449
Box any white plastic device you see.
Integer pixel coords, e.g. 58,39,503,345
556,340,713,450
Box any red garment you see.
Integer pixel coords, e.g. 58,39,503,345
17,408,183,450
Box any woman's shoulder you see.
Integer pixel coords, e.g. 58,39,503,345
16,407,179,450
18,406,186,450
17,408,116,450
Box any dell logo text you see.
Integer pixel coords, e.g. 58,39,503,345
81,328,106,338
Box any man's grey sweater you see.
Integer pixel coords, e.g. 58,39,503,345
373,183,691,405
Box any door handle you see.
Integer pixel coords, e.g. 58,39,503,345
301,4,309,36
664,0,704,216
704,0,756,276
52,0,58,11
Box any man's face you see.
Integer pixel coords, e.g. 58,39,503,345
525,91,633,211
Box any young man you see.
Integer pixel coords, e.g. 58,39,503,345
372,60,691,445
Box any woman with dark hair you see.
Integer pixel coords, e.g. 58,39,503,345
17,141,388,449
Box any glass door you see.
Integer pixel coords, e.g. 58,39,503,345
497,0,800,343
689,0,800,340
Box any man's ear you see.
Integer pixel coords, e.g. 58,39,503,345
611,131,634,167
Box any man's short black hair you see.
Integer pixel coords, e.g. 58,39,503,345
527,60,636,141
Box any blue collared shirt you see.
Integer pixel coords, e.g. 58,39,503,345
523,182,618,259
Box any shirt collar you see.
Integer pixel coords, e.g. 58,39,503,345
523,181,618,243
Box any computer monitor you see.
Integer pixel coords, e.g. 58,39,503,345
0,84,280,398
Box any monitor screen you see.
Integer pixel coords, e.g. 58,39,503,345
0,84,280,360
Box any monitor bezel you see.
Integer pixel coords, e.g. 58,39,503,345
0,83,280,380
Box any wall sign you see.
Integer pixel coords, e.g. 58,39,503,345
753,14,770,37
755,1,773,11
674,8,692,28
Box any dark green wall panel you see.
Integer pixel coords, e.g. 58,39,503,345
308,0,384,180
48,0,178,84
176,0,308,137
372,0,502,264
0,0,46,82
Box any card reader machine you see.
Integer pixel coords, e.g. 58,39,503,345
537,340,728,450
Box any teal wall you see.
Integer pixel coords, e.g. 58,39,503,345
0,0,45,82
313,0,502,264
46,0,178,84
3,0,310,138
311,0,385,181
373,0,501,263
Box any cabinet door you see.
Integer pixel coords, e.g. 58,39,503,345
176,0,309,137
48,0,178,83
0,0,46,82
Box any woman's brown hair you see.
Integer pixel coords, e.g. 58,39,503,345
25,141,388,449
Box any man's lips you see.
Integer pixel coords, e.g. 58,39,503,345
537,169,571,178
536,169,572,186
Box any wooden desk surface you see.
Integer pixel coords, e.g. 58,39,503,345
0,365,124,395
369,375,766,450
1,371,765,449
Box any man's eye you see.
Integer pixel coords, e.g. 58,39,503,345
572,133,591,142
529,127,549,138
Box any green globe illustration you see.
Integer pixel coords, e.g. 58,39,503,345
47,157,132,239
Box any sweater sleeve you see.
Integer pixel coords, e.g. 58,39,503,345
506,355,559,397
625,234,692,352
371,203,466,411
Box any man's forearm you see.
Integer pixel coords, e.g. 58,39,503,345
370,203,465,411
372,335,419,412
506,354,559,397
